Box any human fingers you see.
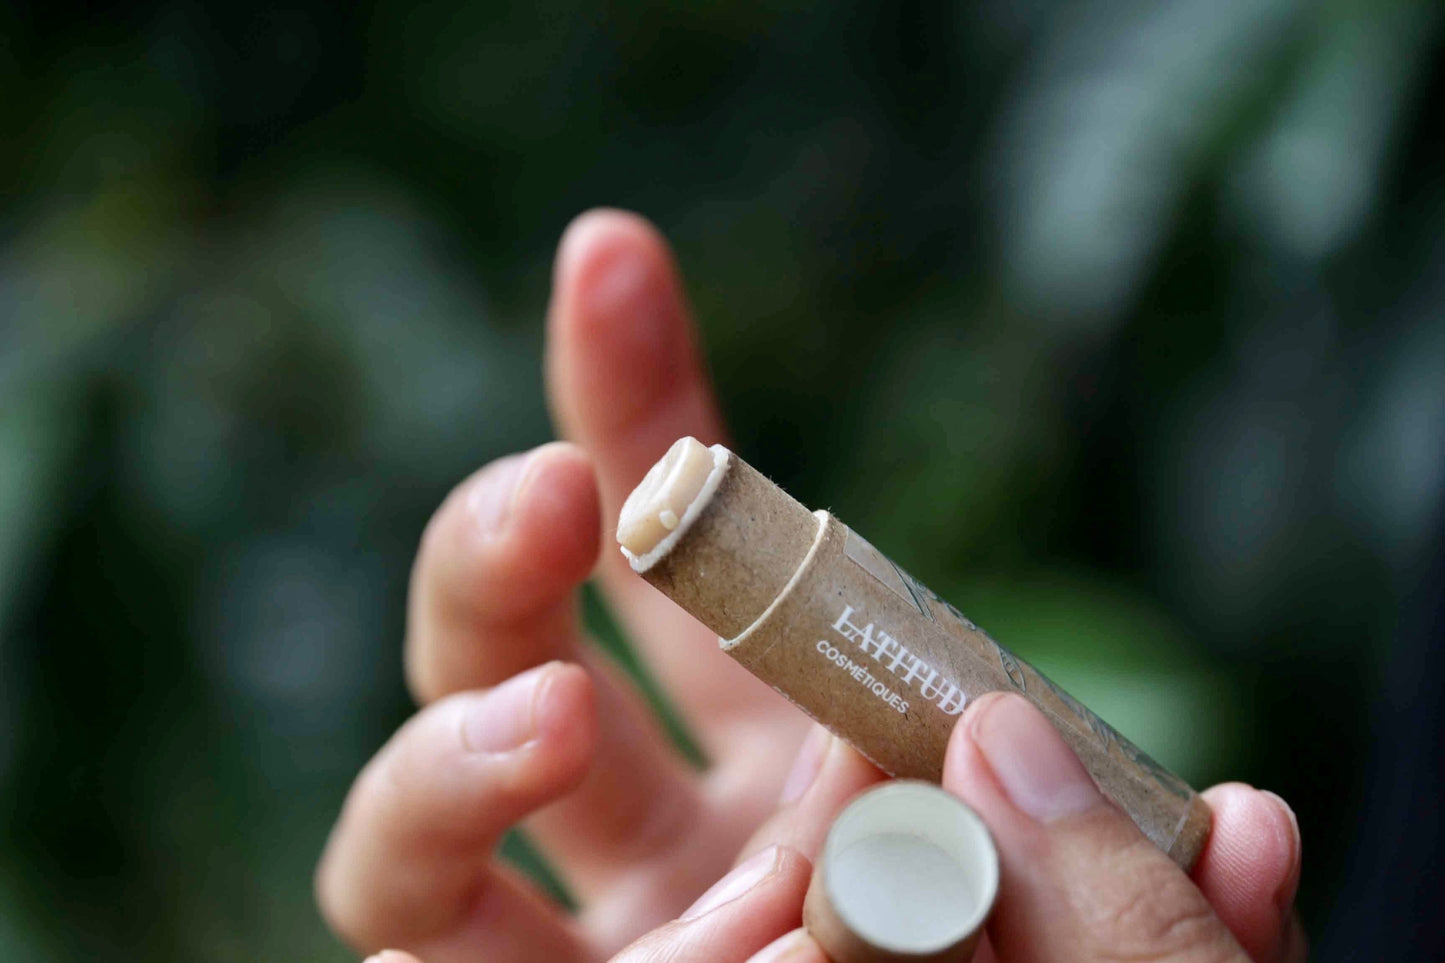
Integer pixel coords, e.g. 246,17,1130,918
532,651,719,939
402,443,709,908
731,723,886,864
745,929,829,963
545,209,726,531
609,846,812,963
1193,783,1305,962
944,693,1251,963
316,663,593,960
545,209,790,741
405,442,598,701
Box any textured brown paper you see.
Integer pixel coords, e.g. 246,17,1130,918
635,448,1211,869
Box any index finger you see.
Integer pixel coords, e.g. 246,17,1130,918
545,210,794,744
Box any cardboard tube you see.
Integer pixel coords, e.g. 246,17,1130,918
803,781,998,963
621,438,1212,870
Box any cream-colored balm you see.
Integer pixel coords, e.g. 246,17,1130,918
616,435,724,560
619,436,1214,871
804,781,998,962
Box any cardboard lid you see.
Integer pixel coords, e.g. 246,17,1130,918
805,781,998,962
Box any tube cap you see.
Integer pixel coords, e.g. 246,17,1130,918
803,781,998,963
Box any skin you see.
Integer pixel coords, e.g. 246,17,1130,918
316,209,1306,963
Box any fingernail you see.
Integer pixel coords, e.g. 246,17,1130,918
461,664,554,754
750,929,813,962
681,845,781,921
1260,790,1301,909
969,693,1101,822
467,450,537,538
780,726,832,805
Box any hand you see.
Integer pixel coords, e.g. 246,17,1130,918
358,699,1304,963
315,209,866,960
613,697,1304,963
314,210,1304,962
343,700,1304,962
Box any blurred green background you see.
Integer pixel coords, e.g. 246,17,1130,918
4,1,1445,959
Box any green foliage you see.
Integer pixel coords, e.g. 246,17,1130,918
2,1,1442,958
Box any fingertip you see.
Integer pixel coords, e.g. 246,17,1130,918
554,208,669,291
774,844,814,883
1257,789,1302,908
550,207,683,357
615,845,813,962
462,661,597,794
941,692,1013,810
532,660,598,785
432,442,599,619
945,692,1005,775
1195,783,1300,961
318,663,603,954
505,441,602,588
406,444,602,702
778,724,834,807
1197,784,1299,904
735,727,883,865
546,207,720,464
747,928,829,963
394,663,597,812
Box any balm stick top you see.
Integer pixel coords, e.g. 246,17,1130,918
617,436,719,556
618,437,819,638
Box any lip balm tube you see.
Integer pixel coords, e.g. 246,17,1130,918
803,781,998,963
618,437,1212,869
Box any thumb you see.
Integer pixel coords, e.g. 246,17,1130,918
944,693,1248,963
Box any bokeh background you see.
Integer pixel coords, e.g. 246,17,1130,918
4,1,1444,959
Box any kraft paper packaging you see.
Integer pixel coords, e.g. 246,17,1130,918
802,781,999,963
626,440,1212,870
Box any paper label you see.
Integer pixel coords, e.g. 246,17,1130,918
726,515,1199,864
